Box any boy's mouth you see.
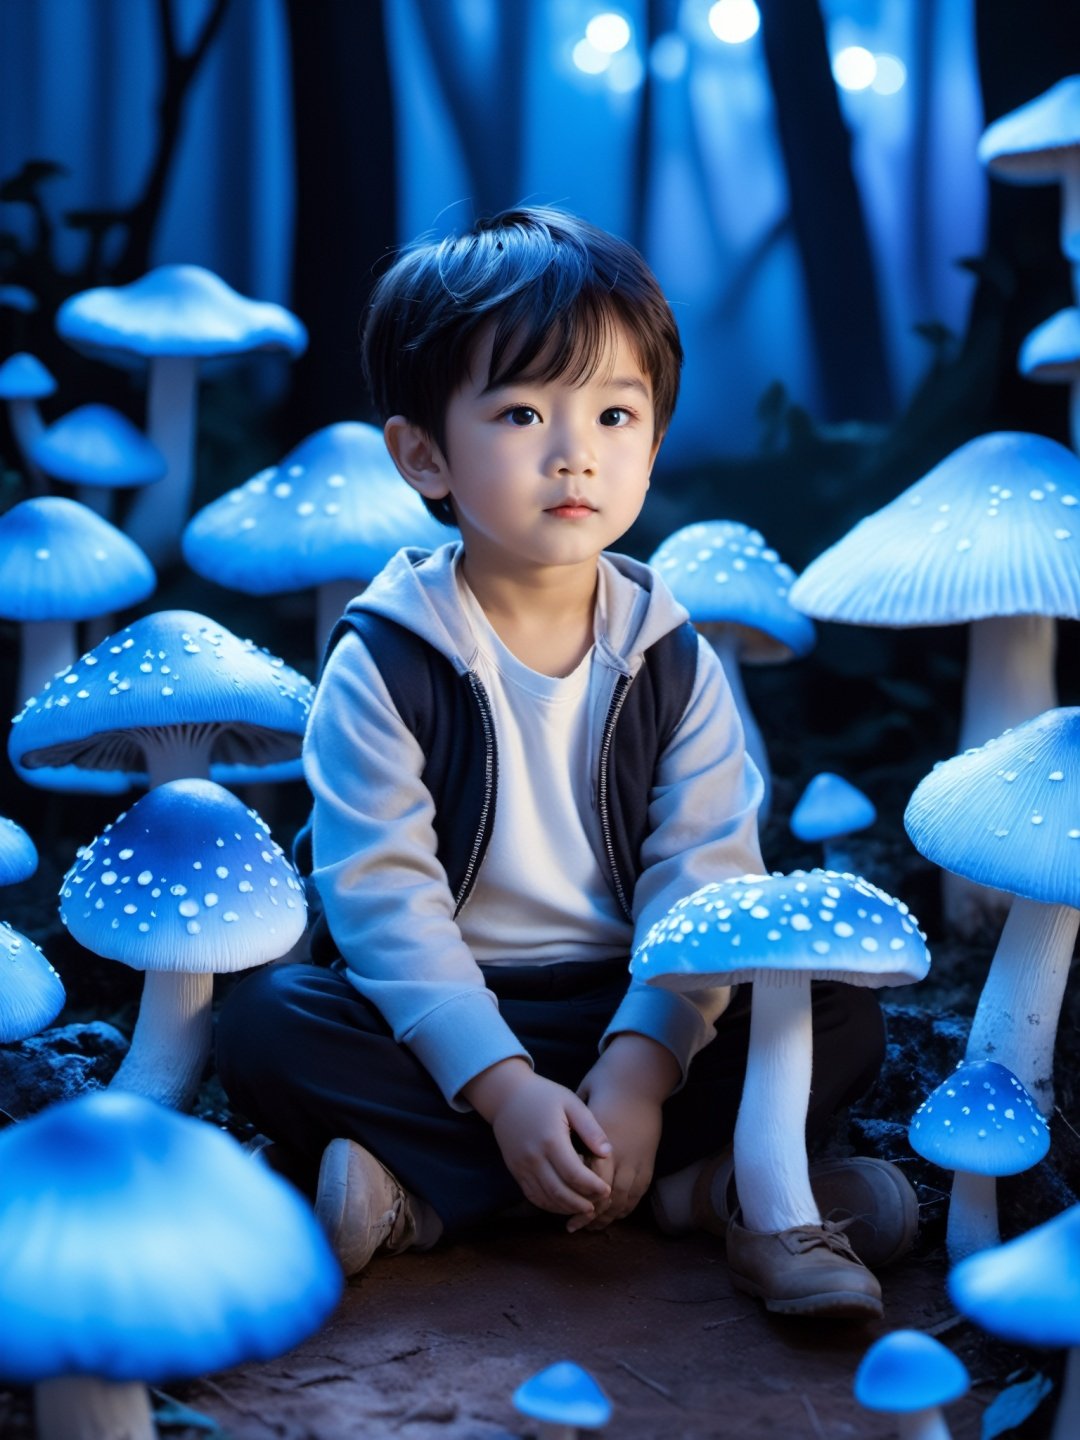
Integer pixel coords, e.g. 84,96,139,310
546,498,597,519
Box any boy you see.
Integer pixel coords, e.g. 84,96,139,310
217,207,915,1319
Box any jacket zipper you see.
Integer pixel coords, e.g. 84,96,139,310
598,673,634,922
454,670,497,915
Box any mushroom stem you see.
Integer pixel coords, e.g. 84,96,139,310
733,970,819,1233
945,1169,1000,1263
960,614,1057,753
964,896,1079,1115
703,628,772,820
35,1375,154,1440
110,969,215,1110
316,578,365,661
17,619,76,708
1060,153,1080,265
1071,379,1080,456
139,725,219,787
822,840,856,874
8,397,48,494
125,354,199,566
1052,1345,1080,1440
896,1407,953,1440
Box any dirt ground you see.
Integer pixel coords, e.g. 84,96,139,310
0,1209,1054,1439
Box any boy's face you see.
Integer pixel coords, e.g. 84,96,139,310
388,320,661,578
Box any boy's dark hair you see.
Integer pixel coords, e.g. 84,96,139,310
362,206,683,525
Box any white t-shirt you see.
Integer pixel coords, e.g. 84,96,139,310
454,564,633,965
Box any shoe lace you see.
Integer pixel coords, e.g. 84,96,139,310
783,1220,859,1260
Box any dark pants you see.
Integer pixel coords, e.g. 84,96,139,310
216,958,885,1235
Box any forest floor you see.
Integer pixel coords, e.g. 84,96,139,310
0,608,1078,1438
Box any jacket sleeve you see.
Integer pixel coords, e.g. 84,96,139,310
304,631,531,1109
600,633,765,1081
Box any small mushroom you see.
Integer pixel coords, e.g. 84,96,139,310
791,432,1080,932
977,76,1080,267
59,779,307,1109
908,1059,1049,1262
949,1202,1080,1440
1019,307,1080,453
0,1089,341,1440
790,772,876,873
512,1361,612,1438
182,421,455,657
905,707,1080,1113
649,520,815,817
0,352,56,492
632,869,928,1236
28,403,166,521
854,1329,969,1440
56,264,307,564
0,923,65,1044
0,817,37,888
0,496,155,707
10,609,314,791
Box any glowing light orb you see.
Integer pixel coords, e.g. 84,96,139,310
707,0,761,45
832,45,877,91
608,50,645,92
872,53,907,95
650,33,689,81
572,37,612,74
586,11,632,54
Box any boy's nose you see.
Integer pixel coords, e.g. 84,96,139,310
549,432,597,476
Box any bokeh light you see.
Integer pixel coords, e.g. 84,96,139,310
872,53,907,95
707,0,761,45
608,50,645,92
572,37,612,74
650,32,689,81
585,12,632,54
832,45,877,92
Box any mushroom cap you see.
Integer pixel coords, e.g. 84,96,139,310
0,922,65,1043
512,1361,613,1429
949,1201,1080,1348
10,609,314,782
0,817,37,886
790,773,876,843
904,707,1080,905
977,76,1080,183
1019,307,1080,382
908,1059,1050,1177
59,779,307,974
788,433,1080,626
55,264,307,363
28,404,167,488
182,421,454,595
0,1089,341,1383
0,352,56,399
0,496,155,622
631,869,929,991
649,520,815,662
854,1329,969,1413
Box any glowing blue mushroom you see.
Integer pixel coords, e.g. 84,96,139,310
512,1361,612,1437
60,779,307,1110
1019,307,1080,454
0,351,56,491
29,403,166,521
0,817,37,887
909,1059,1049,1262
57,264,307,564
0,1090,341,1440
854,1329,969,1439
0,923,65,1044
790,772,876,872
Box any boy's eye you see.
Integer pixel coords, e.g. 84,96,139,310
600,407,631,427
502,406,540,426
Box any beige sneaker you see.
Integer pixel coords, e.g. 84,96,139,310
726,1209,884,1320
315,1138,429,1277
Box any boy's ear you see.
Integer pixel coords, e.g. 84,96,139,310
383,416,451,502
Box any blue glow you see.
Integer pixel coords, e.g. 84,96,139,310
572,37,612,75
872,54,907,96
707,0,761,45
585,12,631,54
650,33,688,81
833,45,877,92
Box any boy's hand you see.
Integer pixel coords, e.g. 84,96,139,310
571,1034,680,1232
463,1058,612,1218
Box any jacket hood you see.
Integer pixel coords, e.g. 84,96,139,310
349,542,690,675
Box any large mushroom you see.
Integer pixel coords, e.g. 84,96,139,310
632,870,928,1270
28,403,166,521
56,264,307,564
790,432,1080,931
10,609,314,791
648,520,815,816
0,923,65,1045
905,707,1080,1114
949,1202,1080,1440
0,1089,341,1440
0,497,155,708
59,779,307,1109
908,1059,1050,1261
182,421,455,657
977,76,1080,267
